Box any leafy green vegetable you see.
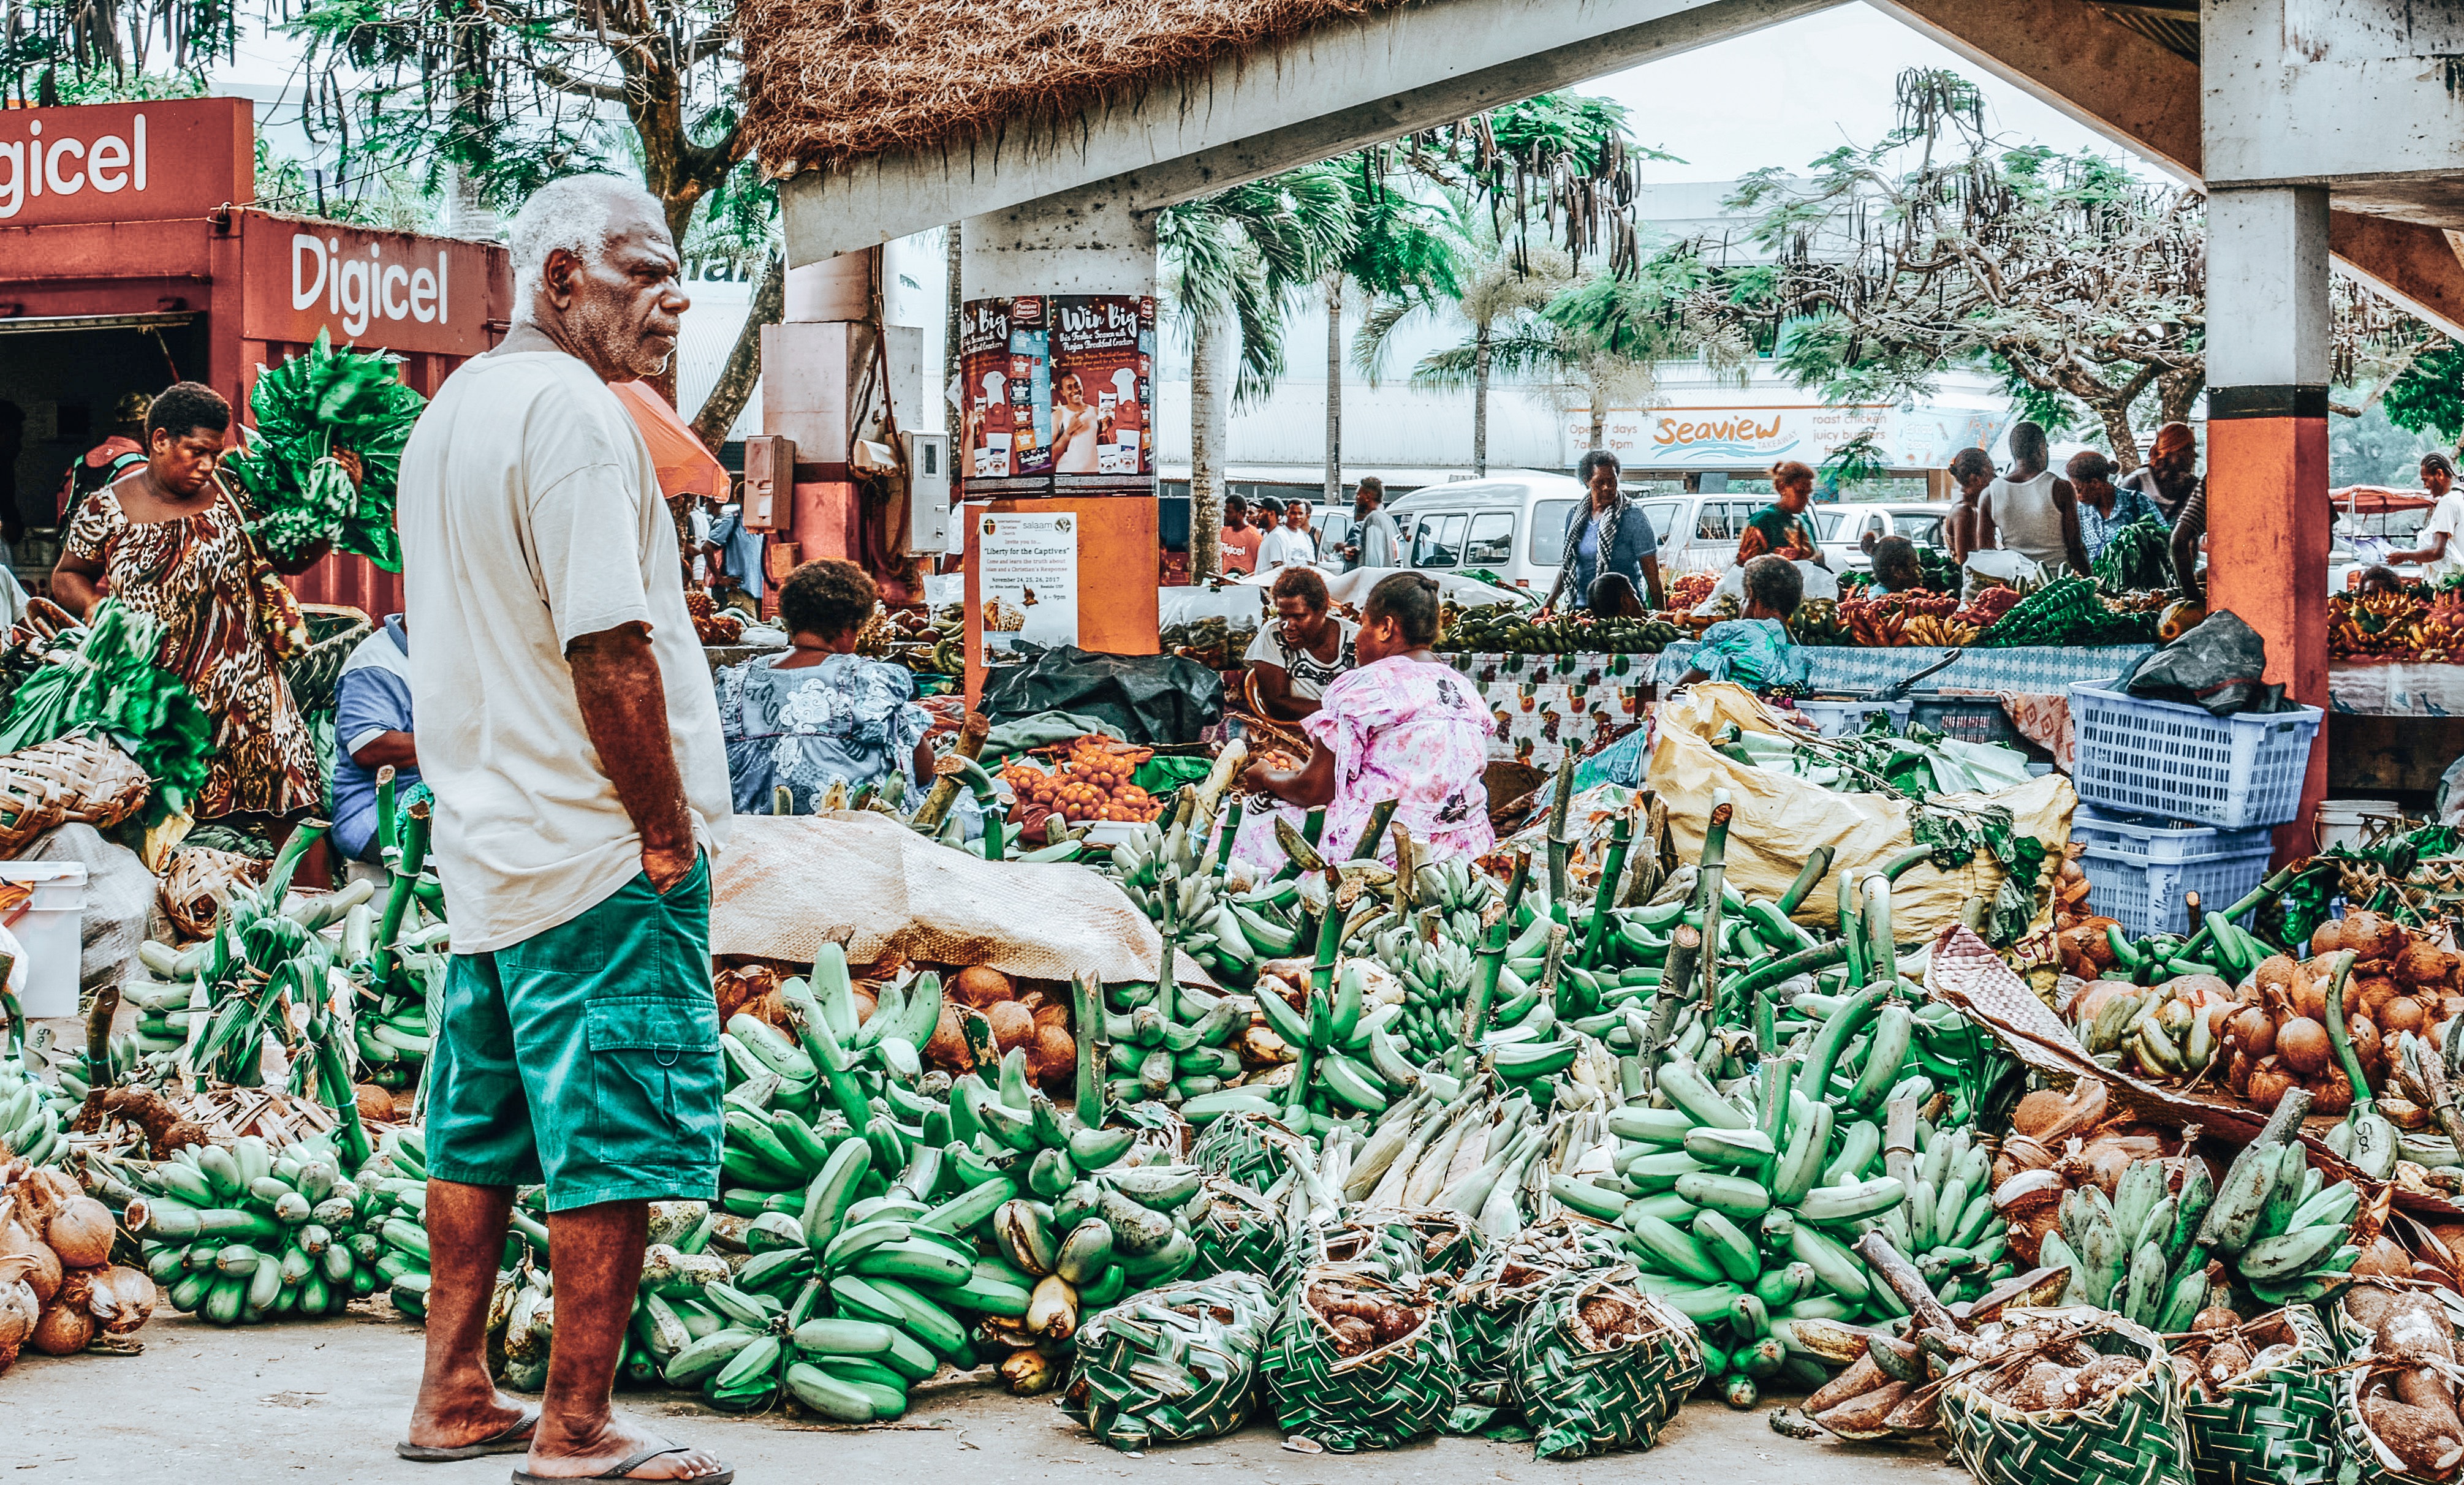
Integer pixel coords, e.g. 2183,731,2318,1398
0,600,214,820
224,329,426,570
2091,516,2171,594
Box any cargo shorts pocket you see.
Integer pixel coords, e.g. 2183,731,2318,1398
583,996,722,1162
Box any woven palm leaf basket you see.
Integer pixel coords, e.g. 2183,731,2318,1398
1189,1108,1311,1191
1061,1271,1278,1451
2330,1280,2464,1485
1509,1271,1704,1460
1184,1176,1291,1284
2171,1306,2338,1485
1941,1310,2193,1485
1447,1219,1628,1429
1260,1261,1455,1451
281,605,374,714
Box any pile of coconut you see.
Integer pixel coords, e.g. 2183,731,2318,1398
0,1155,151,1372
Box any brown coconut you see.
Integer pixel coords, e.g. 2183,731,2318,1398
2278,1018,2333,1077
950,965,1017,1009
43,1197,113,1271
925,1002,977,1071
82,1265,153,1335
2311,1067,2357,1117
1025,1024,1077,1084
27,1300,93,1356
985,1000,1036,1051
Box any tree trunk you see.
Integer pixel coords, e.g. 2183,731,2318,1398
1473,326,1492,477
691,249,786,451
2157,367,2202,433
2095,399,2144,472
1324,276,1343,509
1588,369,1607,453
944,223,964,428
1190,312,1227,581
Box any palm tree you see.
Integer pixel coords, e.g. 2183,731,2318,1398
1528,257,1703,450
1320,164,1461,508
1354,194,1565,476
1160,168,1356,578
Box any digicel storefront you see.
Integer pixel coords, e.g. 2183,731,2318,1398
0,96,511,614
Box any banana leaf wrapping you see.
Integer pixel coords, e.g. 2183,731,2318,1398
1941,1313,2193,1485
1291,1206,1483,1290
2174,1307,2338,1485
1509,1272,1704,1460
1060,1272,1278,1451
2329,1281,2464,1485
1189,1109,1311,1190
1261,1262,1455,1451
1185,1177,1292,1284
1447,1219,1629,1427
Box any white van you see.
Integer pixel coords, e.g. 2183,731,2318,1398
1387,478,1796,594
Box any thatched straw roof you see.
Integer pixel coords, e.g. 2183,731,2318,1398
740,0,1419,175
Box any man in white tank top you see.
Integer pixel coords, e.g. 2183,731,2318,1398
1977,421,2091,576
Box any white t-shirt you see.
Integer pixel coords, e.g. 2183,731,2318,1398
2419,494,2464,582
1257,526,1318,570
1245,616,1356,701
396,352,732,953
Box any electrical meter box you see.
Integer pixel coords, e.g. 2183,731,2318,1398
905,431,952,554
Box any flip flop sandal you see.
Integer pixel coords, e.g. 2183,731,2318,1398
511,1446,735,1485
396,1408,541,1462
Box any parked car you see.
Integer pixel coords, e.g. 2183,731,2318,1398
1814,502,1955,570
1385,474,1591,592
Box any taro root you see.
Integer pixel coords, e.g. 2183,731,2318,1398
2007,1361,2077,1412
2193,1306,2243,1333
2364,1394,2464,1479
2202,1339,2253,1388
1328,1314,1375,1355
2357,1234,2416,1281
1806,1353,1889,1413
1816,1380,1911,1437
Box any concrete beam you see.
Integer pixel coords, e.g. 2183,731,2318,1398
2202,0,2464,190
779,0,1837,266
2329,211,2464,340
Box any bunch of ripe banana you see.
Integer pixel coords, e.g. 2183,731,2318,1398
121,1130,421,1324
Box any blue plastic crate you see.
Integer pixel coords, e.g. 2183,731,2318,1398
2069,682,2322,830
2072,806,2275,939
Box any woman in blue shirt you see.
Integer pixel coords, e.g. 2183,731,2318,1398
716,559,934,814
1548,450,1666,611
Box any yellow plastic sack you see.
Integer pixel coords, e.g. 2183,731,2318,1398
1647,684,2075,942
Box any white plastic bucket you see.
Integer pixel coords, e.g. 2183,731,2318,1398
0,861,86,1019
2316,798,2404,855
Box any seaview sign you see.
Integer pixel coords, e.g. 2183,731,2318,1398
1569,404,1895,470
0,98,251,229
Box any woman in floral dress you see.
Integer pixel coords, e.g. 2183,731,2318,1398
716,558,934,814
50,382,323,820
1229,572,1493,875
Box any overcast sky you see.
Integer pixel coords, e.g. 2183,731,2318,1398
211,2,2156,187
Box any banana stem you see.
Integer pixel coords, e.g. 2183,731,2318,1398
1863,875,1894,984
1498,847,1531,923
1310,867,1343,1000
1156,882,1177,1027
372,799,431,983
1725,939,1852,1005
911,711,990,833
1696,794,1733,1011
1582,814,1636,970
1545,752,1577,904
1072,972,1105,1129
2323,948,2371,1113
1349,799,1399,863
1641,924,1701,1083
1211,798,1243,879
1460,918,1510,1060
1838,871,1867,989
1776,845,1834,916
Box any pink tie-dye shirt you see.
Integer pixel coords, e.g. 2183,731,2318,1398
1228,655,1496,872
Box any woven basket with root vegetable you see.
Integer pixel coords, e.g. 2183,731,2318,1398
1508,1271,1703,1460
1189,1109,1313,1192
1940,1311,2193,1485
1293,1206,1483,1288
1260,1263,1455,1451
1183,1176,1291,1283
1061,1271,1278,1451
1446,1219,1629,1427
2334,1282,2464,1485
2171,1306,2338,1485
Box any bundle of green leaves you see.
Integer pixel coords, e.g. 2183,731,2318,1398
226,330,426,570
0,600,214,820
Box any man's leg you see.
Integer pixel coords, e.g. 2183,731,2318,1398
521,1202,722,1480
405,1180,531,1449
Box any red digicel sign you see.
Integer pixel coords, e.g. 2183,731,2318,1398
0,97,251,229
242,217,503,357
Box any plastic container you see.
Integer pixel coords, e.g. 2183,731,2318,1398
2068,682,2324,830
0,861,87,1018
1791,697,1913,738
2071,806,2275,939
2314,798,2404,853
1908,692,2031,749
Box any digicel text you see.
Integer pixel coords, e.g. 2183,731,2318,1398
293,235,452,338
0,113,146,219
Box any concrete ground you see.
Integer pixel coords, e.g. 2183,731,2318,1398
0,1304,1971,1485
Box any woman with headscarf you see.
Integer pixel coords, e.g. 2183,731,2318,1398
1549,450,1666,611
2122,422,2202,524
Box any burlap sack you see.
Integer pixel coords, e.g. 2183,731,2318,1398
709,812,1188,983
1649,682,2074,944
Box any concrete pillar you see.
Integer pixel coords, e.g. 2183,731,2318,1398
961,184,1156,300
2202,183,2332,856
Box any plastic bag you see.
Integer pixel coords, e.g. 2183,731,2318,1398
2120,610,2286,717
980,646,1224,744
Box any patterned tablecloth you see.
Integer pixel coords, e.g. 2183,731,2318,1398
1445,651,1655,768
2328,661,2464,717
1651,642,2156,692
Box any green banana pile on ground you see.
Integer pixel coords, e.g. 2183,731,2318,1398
0,1048,80,1166
120,1130,409,1324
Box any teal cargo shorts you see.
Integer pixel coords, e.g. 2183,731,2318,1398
426,858,724,1211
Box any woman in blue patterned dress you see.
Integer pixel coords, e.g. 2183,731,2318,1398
715,559,933,815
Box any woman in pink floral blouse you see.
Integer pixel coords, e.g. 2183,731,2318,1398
1228,572,1495,874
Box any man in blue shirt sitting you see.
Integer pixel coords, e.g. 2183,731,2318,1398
331,614,419,863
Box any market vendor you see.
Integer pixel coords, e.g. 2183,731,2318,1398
716,557,934,814
2384,452,2464,582
705,499,764,621
2123,421,2202,524
331,613,418,864
1679,555,1811,693
1219,494,1262,575
1735,459,1826,566
50,381,325,823
1866,535,1927,595
2065,449,2164,568
1977,421,2090,575
1228,571,1493,874
1944,447,1996,562
1693,554,1840,614
1245,565,1355,721
1547,450,1666,610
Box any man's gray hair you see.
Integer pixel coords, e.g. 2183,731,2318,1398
507,174,665,315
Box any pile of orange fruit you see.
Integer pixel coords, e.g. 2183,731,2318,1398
999,738,1164,825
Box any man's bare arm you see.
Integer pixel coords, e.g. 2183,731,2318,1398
569,622,696,890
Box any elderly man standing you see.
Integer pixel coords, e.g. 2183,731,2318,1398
393,175,734,1485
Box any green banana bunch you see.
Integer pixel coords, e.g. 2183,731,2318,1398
1099,980,1248,1108
125,1130,411,1325
0,1049,80,1167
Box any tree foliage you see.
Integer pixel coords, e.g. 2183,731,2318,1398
1,1,236,102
